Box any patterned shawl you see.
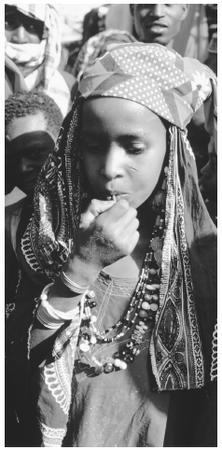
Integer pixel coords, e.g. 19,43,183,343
20,43,217,444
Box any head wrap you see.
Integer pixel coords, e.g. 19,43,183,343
79,42,216,130
73,29,137,80
6,3,61,88
21,44,216,392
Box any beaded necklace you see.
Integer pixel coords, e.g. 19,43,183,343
77,172,167,375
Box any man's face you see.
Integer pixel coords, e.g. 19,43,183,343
6,112,53,196
5,6,44,44
132,4,188,46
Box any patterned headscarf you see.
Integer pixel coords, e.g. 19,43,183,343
7,3,62,88
73,29,137,80
22,44,216,393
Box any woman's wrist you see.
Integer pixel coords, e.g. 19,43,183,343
64,253,101,288
47,278,83,312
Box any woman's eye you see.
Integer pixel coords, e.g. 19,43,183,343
126,144,145,155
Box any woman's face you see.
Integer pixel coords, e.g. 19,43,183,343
81,97,167,209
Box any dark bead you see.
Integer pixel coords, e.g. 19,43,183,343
82,333,90,340
89,301,97,308
139,310,148,318
126,341,134,349
103,362,114,373
126,354,135,363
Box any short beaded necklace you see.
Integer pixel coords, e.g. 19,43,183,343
78,169,167,375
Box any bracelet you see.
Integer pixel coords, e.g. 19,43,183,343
36,283,80,330
60,271,89,294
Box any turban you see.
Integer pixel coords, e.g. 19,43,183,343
79,42,216,132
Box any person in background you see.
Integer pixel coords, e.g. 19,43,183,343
5,3,75,117
129,4,188,47
65,4,110,75
6,43,217,447
5,89,63,446
5,89,63,315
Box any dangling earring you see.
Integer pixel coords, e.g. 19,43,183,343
150,166,168,214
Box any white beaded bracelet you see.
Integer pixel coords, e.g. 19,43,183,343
60,271,89,294
36,283,80,330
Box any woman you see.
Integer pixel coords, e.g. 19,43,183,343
5,3,75,117
7,43,217,446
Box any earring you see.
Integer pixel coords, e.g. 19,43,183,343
150,166,168,214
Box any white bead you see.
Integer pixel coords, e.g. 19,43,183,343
90,335,97,344
90,315,97,323
150,303,158,312
141,301,150,310
114,358,121,367
119,360,127,370
87,290,95,298
79,341,90,352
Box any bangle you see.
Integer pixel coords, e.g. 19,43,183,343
60,271,89,294
36,283,80,330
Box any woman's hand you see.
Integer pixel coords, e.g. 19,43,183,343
66,198,139,284
78,198,139,269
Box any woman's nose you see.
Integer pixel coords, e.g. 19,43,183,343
11,25,29,43
100,145,125,180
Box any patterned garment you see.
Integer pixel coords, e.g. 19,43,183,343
19,43,217,445
72,28,137,80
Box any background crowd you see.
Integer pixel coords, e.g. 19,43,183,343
5,3,217,447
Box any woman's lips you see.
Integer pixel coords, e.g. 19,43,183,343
102,192,130,201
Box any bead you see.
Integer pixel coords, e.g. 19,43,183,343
126,342,133,349
139,310,148,318
138,321,148,329
114,358,127,370
82,333,90,340
150,303,158,311
141,301,150,310
104,362,114,373
90,335,97,344
90,315,97,323
79,341,90,352
113,358,121,368
119,360,128,370
150,303,158,312
127,355,134,363
89,301,97,308
144,293,152,301
146,284,160,291
86,290,95,298
132,347,141,356
152,294,159,301
149,268,157,275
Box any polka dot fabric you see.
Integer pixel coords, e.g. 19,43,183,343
79,43,215,129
